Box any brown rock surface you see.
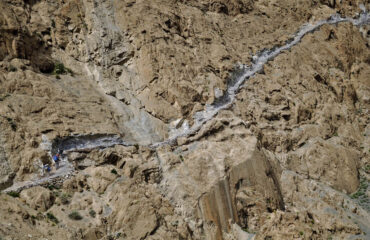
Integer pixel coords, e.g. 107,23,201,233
0,0,369,239
20,186,54,211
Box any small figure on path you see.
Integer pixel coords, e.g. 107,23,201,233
43,164,51,176
53,153,61,170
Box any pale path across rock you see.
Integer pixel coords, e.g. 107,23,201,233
3,156,74,193
3,10,369,193
3,134,130,193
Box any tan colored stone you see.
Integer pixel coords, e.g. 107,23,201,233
84,166,118,194
287,139,360,193
0,0,369,239
20,186,54,211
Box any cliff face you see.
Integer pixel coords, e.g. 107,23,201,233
0,0,369,239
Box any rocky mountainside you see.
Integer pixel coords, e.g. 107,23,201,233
0,0,369,239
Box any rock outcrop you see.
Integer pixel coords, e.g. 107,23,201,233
20,186,54,211
0,0,369,239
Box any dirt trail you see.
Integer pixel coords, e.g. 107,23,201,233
4,134,129,193
3,156,74,193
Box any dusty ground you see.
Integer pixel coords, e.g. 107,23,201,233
0,0,369,239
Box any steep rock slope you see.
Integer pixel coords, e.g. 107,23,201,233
0,0,369,239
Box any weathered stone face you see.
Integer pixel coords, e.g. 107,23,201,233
20,186,55,211
0,0,369,239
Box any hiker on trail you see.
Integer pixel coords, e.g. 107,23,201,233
43,164,51,176
53,153,61,170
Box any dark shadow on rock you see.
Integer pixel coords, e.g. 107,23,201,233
0,2,54,73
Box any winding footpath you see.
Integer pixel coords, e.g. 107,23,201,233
3,9,369,193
